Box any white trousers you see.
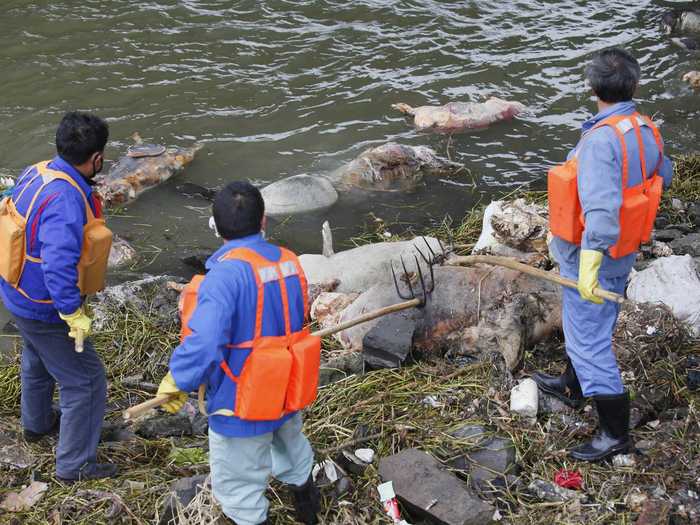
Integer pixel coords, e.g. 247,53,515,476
209,413,314,525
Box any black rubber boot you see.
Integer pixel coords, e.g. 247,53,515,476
570,391,631,462
290,474,321,525
532,358,584,408
24,409,61,443
57,463,118,484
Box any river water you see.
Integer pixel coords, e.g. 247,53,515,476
0,0,698,291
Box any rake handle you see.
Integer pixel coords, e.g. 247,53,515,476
447,255,625,304
123,395,176,420
312,298,422,338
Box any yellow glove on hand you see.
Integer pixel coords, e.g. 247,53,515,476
59,307,92,340
578,249,604,304
157,372,188,414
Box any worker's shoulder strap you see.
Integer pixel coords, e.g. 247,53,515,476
589,113,665,187
18,161,94,222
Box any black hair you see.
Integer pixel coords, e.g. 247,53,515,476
584,48,640,103
213,181,265,240
55,111,109,165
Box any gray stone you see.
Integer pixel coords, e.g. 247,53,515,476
158,475,209,525
362,311,416,369
528,479,581,502
379,448,495,525
653,229,682,242
451,437,517,484
450,424,488,443
669,233,700,257
319,353,364,386
101,422,138,443
133,412,192,439
688,202,700,227
261,174,338,217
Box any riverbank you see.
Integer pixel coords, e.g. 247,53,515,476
0,155,699,524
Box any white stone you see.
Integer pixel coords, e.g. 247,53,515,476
627,255,700,335
354,448,375,464
510,378,539,418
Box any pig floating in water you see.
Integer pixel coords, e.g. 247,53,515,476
662,10,700,50
392,98,526,133
683,71,700,88
96,134,201,207
327,142,461,192
262,143,460,217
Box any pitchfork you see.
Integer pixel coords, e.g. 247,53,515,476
123,240,439,420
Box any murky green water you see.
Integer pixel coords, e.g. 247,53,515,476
0,0,698,293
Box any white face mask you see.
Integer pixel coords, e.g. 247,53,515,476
208,216,220,238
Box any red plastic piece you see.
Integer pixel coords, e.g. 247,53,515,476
554,469,583,490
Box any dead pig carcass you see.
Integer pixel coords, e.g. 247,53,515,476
322,265,561,371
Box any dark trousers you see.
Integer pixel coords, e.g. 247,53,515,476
13,314,107,478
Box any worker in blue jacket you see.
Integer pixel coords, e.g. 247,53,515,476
534,48,673,461
157,182,320,525
0,112,117,481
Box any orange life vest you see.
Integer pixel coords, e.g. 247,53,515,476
178,246,321,421
0,161,113,298
548,113,664,259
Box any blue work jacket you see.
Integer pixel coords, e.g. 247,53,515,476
0,156,99,323
551,101,673,278
169,233,307,438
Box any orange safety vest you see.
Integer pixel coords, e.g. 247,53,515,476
548,113,664,259
178,246,322,421
0,161,113,299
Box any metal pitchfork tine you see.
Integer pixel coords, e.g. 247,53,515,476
414,236,447,266
391,253,435,307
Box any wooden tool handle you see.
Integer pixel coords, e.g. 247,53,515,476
75,330,85,353
123,395,174,421
312,298,421,338
447,255,625,304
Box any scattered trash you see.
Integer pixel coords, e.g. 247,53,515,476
528,479,582,502
510,378,539,418
425,498,438,510
354,448,375,464
612,454,637,467
421,395,442,408
645,325,657,336
493,509,503,521
0,481,48,512
312,459,340,485
377,481,410,525
687,355,700,391
554,469,583,490
626,490,649,512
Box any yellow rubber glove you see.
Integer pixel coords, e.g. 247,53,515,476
157,372,188,414
578,249,604,304
59,307,92,340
